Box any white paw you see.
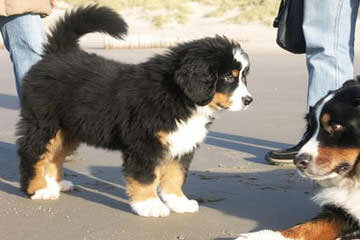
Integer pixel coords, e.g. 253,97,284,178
130,198,170,217
235,230,292,240
160,193,199,213
30,175,61,200
59,180,74,192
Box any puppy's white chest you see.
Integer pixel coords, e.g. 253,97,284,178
167,107,213,157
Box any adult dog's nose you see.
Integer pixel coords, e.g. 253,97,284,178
242,95,253,106
294,153,312,171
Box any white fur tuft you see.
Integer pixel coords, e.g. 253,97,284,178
130,198,170,217
59,180,74,192
167,106,214,157
31,175,61,200
235,230,294,240
313,183,360,223
160,193,199,213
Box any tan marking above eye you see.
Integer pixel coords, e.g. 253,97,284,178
232,69,239,78
321,113,331,126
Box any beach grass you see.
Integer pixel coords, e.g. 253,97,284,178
62,0,280,27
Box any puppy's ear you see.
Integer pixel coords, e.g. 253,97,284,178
175,60,217,106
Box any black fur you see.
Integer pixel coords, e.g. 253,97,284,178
295,78,360,238
17,6,249,193
44,5,127,54
314,205,360,238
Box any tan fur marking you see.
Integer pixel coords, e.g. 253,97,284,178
126,168,161,202
126,161,187,202
159,160,185,197
281,220,340,240
27,130,79,195
27,166,47,195
232,69,239,78
315,147,360,173
321,113,331,126
156,131,169,146
209,93,232,110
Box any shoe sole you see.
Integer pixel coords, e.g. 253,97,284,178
265,153,294,166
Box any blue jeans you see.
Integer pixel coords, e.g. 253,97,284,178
303,0,359,109
0,13,45,97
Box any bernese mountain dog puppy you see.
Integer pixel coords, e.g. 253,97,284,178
17,5,252,217
236,79,360,239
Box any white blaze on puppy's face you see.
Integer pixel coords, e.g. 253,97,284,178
229,48,252,111
228,80,252,111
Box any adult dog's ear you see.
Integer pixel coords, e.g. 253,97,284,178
175,60,217,106
343,77,360,87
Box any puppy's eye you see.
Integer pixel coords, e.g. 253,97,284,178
224,73,235,83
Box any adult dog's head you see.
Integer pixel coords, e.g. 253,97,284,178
294,78,360,185
172,35,252,111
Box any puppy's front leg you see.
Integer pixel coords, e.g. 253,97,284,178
158,158,199,213
126,167,170,217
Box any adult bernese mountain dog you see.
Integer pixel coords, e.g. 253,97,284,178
17,5,252,217
236,79,360,239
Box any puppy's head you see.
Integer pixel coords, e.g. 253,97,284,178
294,78,360,184
173,35,252,110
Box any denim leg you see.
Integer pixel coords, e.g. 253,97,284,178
303,0,359,110
0,14,45,97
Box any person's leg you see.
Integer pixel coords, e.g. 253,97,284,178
266,0,359,165
0,13,45,97
305,0,359,109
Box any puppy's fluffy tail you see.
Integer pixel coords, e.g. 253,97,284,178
44,5,128,54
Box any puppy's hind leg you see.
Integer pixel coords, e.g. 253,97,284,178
17,119,60,199
57,134,80,193
18,121,77,200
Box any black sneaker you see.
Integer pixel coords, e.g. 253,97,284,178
265,127,312,165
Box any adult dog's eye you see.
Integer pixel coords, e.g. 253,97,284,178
325,123,344,135
330,123,344,132
334,162,351,173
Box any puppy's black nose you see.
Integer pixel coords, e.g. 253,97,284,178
294,153,312,170
242,96,253,106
